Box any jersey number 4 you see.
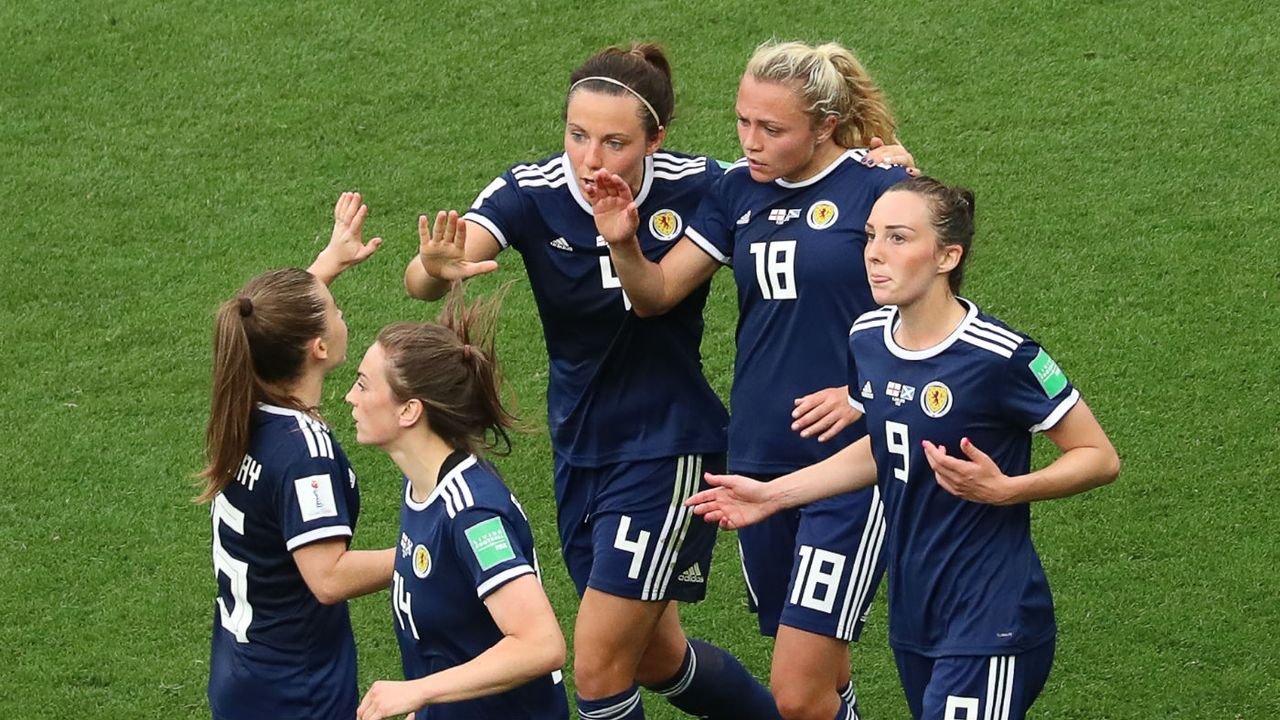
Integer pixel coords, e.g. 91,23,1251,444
599,255,633,311
212,494,253,643
749,240,797,300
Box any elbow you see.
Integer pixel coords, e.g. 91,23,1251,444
538,631,568,676
313,585,345,605
1100,451,1121,486
631,298,674,318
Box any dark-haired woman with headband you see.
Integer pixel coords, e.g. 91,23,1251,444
402,42,904,720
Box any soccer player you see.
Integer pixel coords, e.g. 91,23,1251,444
687,176,1122,720
589,41,913,720
403,44,887,720
347,289,569,720
199,192,393,720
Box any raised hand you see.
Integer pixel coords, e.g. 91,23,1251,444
791,386,858,442
684,472,778,530
923,437,1016,505
417,211,498,281
863,136,921,177
584,169,640,247
310,191,384,284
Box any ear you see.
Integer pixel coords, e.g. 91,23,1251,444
399,398,424,429
815,113,838,145
937,244,964,275
309,336,329,362
645,125,667,156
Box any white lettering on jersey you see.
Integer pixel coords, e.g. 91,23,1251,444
235,455,261,491
212,494,253,643
749,240,797,300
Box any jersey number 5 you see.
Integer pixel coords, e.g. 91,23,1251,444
212,494,254,643
749,240,797,300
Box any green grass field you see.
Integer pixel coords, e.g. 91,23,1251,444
2,1,1278,717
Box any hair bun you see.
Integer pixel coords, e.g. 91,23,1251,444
237,296,253,318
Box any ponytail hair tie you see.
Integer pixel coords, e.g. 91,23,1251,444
462,344,473,361
237,296,253,318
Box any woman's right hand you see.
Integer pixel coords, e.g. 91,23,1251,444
585,169,640,247
417,211,499,281
685,473,778,530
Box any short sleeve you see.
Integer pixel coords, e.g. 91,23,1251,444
450,508,536,599
1001,340,1081,433
461,170,525,251
684,172,734,266
847,330,867,414
278,454,357,552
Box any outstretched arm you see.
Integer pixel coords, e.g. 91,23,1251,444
687,434,878,530
587,169,719,317
356,574,565,719
309,192,384,285
924,399,1120,505
404,212,501,302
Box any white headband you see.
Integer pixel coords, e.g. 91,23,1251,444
569,76,662,128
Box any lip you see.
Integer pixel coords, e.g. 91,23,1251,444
869,274,891,285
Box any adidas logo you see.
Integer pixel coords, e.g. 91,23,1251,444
549,237,573,252
736,210,751,225
861,381,874,399
677,563,704,584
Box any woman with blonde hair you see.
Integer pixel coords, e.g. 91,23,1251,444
590,40,913,720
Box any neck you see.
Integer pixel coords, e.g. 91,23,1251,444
268,367,326,415
386,428,462,503
787,140,843,183
895,284,967,351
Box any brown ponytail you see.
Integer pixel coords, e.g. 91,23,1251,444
376,284,518,456
197,268,327,502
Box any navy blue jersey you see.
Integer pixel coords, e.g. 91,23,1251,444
846,300,1081,656
685,149,909,474
392,453,568,719
208,404,362,720
463,151,727,466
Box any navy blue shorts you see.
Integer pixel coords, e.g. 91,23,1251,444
554,453,724,602
893,640,1055,720
737,482,886,641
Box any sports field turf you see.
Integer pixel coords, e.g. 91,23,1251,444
2,1,1277,717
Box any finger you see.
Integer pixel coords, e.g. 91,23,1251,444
351,203,369,231
907,167,922,178
335,191,351,219
704,471,737,488
422,212,437,243
357,237,383,260
868,135,885,149
816,414,854,442
432,211,447,243
795,409,839,437
686,488,721,506
461,259,499,277
791,393,824,418
959,437,991,465
454,213,467,247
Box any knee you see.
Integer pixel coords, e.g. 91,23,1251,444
771,678,835,720
634,627,689,687
574,646,635,699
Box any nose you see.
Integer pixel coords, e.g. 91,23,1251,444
864,236,883,264
584,141,603,171
739,125,761,153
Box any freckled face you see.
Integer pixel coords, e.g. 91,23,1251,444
735,75,827,183
864,191,947,306
564,89,660,197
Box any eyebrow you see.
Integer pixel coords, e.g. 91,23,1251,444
883,224,916,231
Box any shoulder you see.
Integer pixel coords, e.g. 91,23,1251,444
254,405,343,467
497,154,570,194
850,306,895,336
955,307,1030,361
436,456,518,520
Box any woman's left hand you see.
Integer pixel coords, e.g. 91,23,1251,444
923,437,1019,505
791,386,857,442
310,191,384,284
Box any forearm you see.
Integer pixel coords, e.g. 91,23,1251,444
308,251,346,286
305,546,395,603
402,633,563,705
1003,446,1120,504
404,258,451,301
770,437,878,510
608,237,677,316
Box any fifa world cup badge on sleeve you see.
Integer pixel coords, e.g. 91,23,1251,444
465,517,517,570
1029,349,1068,398
295,474,338,521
